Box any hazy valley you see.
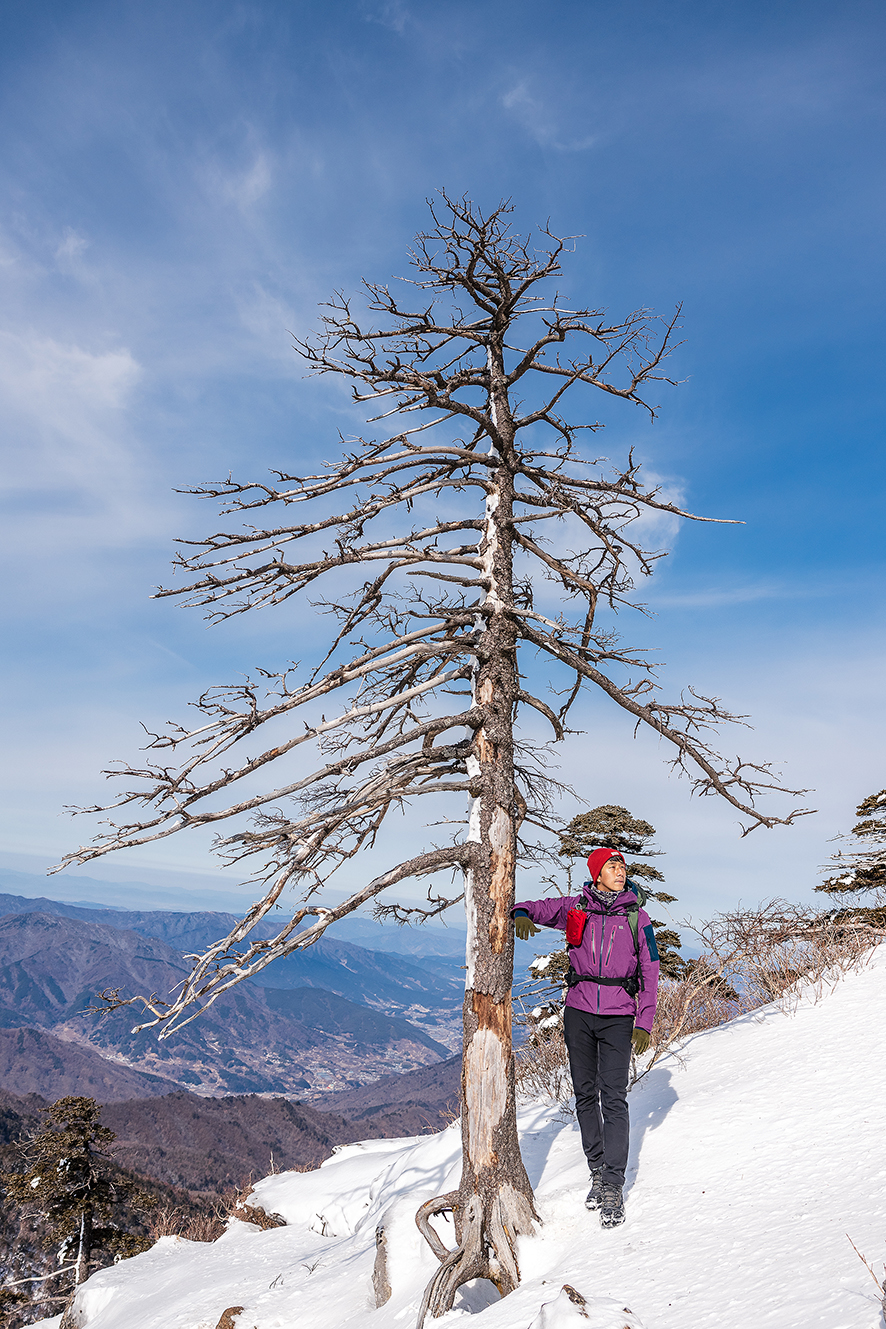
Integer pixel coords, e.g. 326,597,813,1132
0,884,464,1103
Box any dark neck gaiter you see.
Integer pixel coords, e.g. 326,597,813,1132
585,885,621,910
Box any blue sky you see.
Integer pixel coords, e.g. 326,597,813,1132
1,0,884,920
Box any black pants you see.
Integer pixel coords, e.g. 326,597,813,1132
563,1007,633,1188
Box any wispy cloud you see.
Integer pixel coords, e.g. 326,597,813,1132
501,79,598,152
360,1,411,35
213,150,273,212
0,331,140,461
54,228,90,272
650,579,840,610
0,329,151,544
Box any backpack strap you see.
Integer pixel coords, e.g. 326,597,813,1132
626,877,649,909
626,900,644,992
565,969,640,999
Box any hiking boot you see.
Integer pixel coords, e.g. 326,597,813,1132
584,1168,604,1211
600,1184,625,1228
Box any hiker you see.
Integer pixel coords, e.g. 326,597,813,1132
513,846,660,1229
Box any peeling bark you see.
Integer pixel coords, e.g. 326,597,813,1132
58,1295,84,1329
215,1310,245,1329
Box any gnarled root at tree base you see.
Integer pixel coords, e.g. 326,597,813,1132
415,988,538,1326
416,1181,537,1325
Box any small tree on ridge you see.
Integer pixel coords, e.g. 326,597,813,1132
3,1097,152,1296
816,787,886,925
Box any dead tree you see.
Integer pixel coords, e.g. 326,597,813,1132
56,195,809,1323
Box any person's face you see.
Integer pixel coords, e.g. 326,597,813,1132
596,857,626,892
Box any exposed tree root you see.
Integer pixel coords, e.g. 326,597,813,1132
415,1185,537,1328
415,1191,460,1264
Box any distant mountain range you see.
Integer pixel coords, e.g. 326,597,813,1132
0,1063,462,1201
101,1070,461,1193
0,869,470,956
0,890,465,1015
0,897,461,1101
310,1054,461,1128
0,882,467,1287
0,1082,444,1309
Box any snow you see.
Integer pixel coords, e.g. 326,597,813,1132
30,947,886,1329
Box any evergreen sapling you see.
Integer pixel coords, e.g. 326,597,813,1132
2,1097,154,1298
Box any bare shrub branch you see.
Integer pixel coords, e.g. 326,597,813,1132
514,901,884,1100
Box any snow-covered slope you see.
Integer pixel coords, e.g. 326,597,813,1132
34,948,886,1329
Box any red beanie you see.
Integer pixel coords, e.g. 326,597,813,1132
586,847,625,883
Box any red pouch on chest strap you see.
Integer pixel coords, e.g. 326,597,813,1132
565,908,587,946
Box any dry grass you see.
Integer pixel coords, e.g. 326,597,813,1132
725,905,879,1010
147,1205,225,1243
514,1025,573,1112
650,974,737,1047
146,1179,287,1245
847,1236,886,1320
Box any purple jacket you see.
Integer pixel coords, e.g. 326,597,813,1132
514,885,660,1032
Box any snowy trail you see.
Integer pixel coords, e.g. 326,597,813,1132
35,949,886,1329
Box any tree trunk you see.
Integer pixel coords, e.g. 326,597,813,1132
416,348,537,1325
74,1210,91,1285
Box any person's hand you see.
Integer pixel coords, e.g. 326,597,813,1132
514,914,541,941
631,1027,651,1056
